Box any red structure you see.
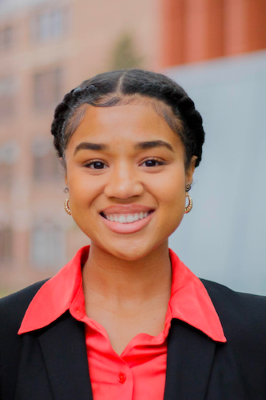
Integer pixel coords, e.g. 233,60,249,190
160,0,266,67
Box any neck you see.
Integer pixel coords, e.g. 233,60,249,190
82,241,172,307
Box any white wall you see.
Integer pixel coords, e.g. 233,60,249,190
166,50,266,295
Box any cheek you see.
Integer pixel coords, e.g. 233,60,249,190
147,167,186,206
148,169,186,234
67,168,102,213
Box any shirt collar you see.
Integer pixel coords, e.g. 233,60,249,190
18,246,226,342
167,249,226,342
18,246,88,335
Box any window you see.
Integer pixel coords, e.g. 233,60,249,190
0,141,19,188
0,76,17,119
0,226,13,264
0,26,14,50
31,222,65,270
32,137,62,181
33,68,63,109
31,7,69,42
0,163,12,187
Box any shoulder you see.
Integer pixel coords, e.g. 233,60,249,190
201,278,266,315
0,280,48,338
0,281,49,395
201,279,266,344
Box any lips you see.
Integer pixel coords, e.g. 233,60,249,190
99,206,155,234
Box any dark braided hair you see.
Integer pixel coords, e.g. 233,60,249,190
51,69,205,169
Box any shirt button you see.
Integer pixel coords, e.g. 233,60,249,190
118,372,126,384
76,308,81,313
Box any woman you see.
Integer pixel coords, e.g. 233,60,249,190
1,69,266,400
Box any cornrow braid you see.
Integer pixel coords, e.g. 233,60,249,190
51,84,103,158
51,69,205,168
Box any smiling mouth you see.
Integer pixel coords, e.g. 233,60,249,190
100,210,154,224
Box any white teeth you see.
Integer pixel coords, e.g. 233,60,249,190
118,215,127,223
126,215,135,223
104,211,152,224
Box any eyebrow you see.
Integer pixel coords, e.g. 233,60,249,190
74,139,174,155
74,142,108,155
135,140,174,152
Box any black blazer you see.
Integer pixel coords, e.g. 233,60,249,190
1,279,266,400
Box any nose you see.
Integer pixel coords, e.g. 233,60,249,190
104,162,144,199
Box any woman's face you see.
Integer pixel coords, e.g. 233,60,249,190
64,100,196,260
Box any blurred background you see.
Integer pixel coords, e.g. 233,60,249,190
0,0,265,297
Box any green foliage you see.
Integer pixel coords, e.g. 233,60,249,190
110,33,143,70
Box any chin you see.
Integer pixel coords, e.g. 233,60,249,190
110,243,150,261
97,236,167,262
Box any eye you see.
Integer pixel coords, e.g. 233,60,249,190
85,160,107,169
141,158,165,167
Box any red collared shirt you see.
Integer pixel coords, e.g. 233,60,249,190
19,246,226,400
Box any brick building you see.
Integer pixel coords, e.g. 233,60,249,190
0,0,159,293
160,0,266,67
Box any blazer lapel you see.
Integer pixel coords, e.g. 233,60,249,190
164,319,217,400
38,311,93,400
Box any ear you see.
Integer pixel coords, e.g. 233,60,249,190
185,156,197,187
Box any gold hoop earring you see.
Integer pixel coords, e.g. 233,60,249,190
64,198,72,215
185,193,193,214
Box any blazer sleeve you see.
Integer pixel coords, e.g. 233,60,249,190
0,280,47,400
201,279,266,399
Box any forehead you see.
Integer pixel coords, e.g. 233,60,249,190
67,101,182,149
